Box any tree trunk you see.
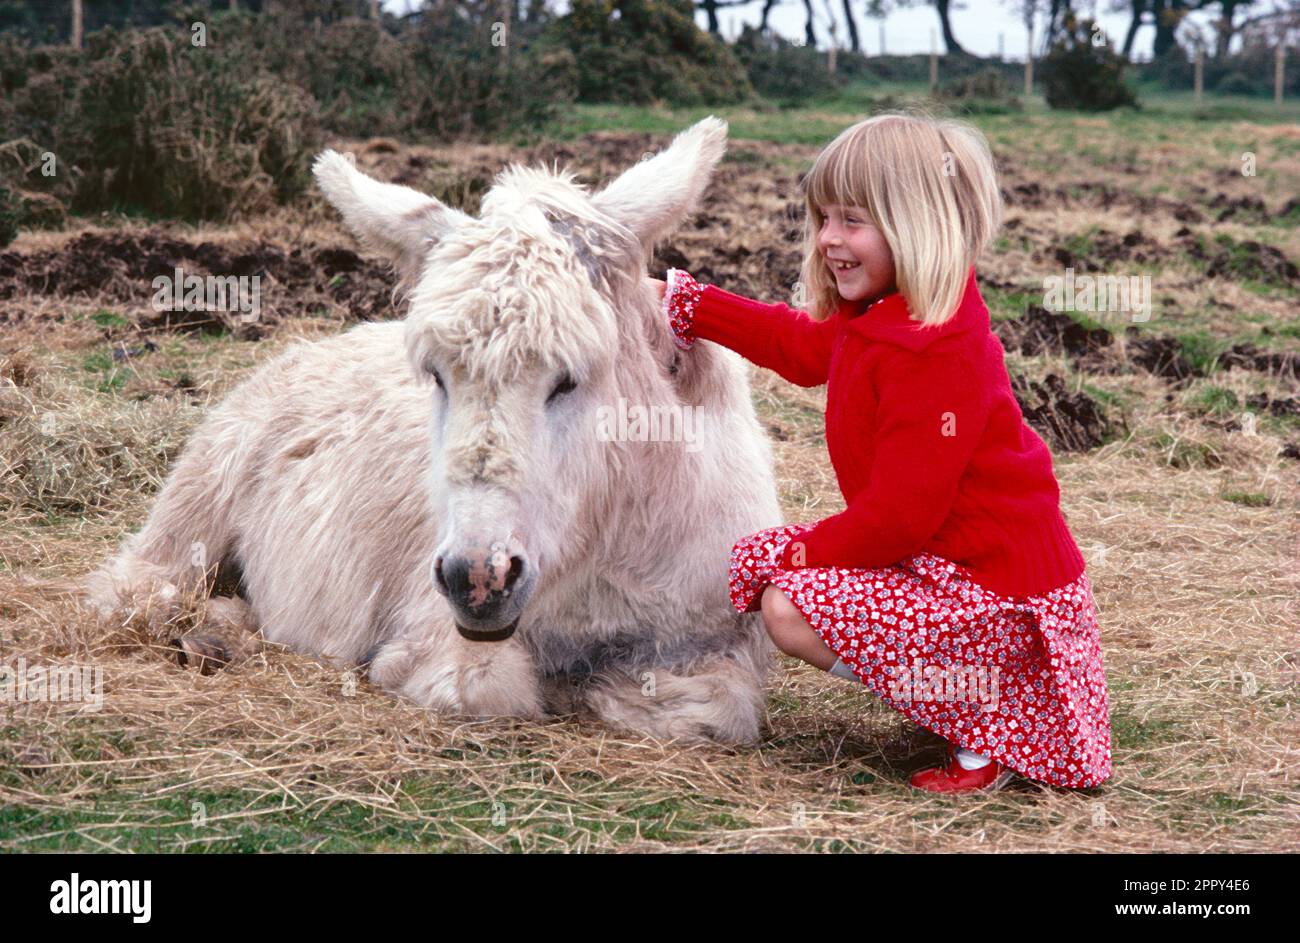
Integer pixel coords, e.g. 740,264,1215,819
841,0,860,53
934,0,965,55
702,0,720,34
760,0,778,31
1215,0,1242,60
1152,0,1188,60
1122,0,1145,60
71,0,82,49
802,0,817,47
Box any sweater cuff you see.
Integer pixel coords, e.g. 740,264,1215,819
663,268,706,351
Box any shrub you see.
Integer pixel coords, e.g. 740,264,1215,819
0,139,72,246
936,67,1022,113
221,3,575,142
542,0,752,106
403,2,577,140
2,24,321,221
1040,15,1138,111
732,25,839,105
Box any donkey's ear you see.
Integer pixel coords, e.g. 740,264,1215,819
592,116,728,249
313,150,471,282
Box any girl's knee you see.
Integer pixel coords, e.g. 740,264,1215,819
760,586,802,652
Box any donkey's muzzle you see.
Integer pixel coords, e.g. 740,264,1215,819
434,546,532,641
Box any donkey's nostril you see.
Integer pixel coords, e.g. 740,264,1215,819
504,554,525,592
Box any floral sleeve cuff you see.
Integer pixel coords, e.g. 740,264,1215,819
663,267,706,351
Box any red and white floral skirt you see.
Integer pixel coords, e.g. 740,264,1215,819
731,523,1113,789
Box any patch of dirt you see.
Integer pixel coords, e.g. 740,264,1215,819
994,304,1297,389
1124,332,1201,384
1217,341,1300,382
1245,393,1300,417
1207,192,1271,224
0,230,396,334
993,304,1114,370
1047,229,1169,269
1011,373,1112,452
1175,228,1300,287
1003,180,1193,221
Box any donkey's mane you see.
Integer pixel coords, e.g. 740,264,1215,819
405,162,647,386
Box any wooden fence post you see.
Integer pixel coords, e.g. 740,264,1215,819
1024,27,1033,97
1276,44,1286,107
930,29,938,93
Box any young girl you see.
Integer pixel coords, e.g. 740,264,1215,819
652,112,1111,793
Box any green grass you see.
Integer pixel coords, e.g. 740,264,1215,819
981,282,1041,321
558,81,1300,148
1194,385,1240,415
1221,490,1271,508
0,777,759,852
80,348,128,393
89,309,128,328
1175,331,1227,376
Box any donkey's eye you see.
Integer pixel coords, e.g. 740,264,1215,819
547,372,577,404
425,361,445,390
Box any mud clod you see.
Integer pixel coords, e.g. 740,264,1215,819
1011,373,1111,452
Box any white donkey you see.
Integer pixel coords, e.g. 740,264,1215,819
84,118,783,743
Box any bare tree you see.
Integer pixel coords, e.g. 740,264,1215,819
841,0,861,51
801,0,818,45
698,0,762,34
863,2,967,55
1116,0,1147,60
933,0,966,53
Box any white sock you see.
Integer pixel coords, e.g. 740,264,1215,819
955,746,993,770
828,657,859,682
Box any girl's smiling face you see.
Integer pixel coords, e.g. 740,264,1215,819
817,203,897,305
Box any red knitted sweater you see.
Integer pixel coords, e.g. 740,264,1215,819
688,265,1086,598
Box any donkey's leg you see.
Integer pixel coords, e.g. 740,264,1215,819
174,596,262,675
368,601,544,720
582,641,772,746
82,418,248,624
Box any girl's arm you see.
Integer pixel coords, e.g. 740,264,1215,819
662,269,838,388
778,347,993,570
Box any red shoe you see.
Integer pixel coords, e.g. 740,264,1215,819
909,742,1016,794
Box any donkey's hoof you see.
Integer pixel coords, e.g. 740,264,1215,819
172,632,234,675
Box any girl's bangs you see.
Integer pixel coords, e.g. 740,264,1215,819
806,129,879,224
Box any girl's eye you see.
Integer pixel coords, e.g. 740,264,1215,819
547,372,577,404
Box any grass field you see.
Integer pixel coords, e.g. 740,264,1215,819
1,82,1296,852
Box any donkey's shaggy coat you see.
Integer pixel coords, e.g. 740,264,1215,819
84,119,784,743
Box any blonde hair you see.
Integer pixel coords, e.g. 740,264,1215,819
799,110,1002,325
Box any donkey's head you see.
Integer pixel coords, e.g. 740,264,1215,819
314,118,727,641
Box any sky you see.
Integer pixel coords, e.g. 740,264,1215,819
707,0,1236,61
380,0,1249,61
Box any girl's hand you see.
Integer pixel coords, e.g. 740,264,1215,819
646,276,667,303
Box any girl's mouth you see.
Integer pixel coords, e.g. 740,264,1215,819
831,260,861,273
